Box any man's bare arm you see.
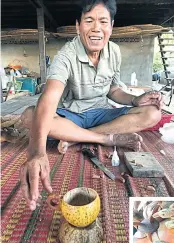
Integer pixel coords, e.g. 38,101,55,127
107,86,136,105
20,79,65,210
28,79,65,156
108,85,163,109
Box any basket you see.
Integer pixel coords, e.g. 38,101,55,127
143,114,174,131
8,59,22,70
8,59,28,70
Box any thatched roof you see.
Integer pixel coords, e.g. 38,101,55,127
55,24,169,38
1,24,169,43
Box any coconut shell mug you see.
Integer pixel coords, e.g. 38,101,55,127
47,187,101,227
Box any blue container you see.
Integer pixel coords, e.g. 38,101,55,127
16,77,37,95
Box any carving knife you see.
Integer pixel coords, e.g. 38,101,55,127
82,148,116,180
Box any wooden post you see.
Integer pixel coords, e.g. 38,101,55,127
0,77,4,103
37,8,46,84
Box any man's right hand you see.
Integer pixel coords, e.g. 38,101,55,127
20,153,52,210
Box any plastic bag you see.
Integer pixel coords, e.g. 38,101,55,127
159,123,174,144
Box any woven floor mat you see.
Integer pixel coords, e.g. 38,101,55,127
1,129,174,243
97,140,173,197
82,145,129,243
1,141,129,243
139,131,174,196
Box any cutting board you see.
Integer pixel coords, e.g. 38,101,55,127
124,152,164,177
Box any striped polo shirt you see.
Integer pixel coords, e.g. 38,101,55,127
47,35,121,113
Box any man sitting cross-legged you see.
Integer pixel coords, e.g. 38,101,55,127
19,0,163,211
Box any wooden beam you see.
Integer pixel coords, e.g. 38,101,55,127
2,2,31,7
161,15,174,26
117,0,174,3
29,0,57,29
37,8,46,84
48,9,170,15
44,0,174,5
0,77,4,103
157,9,174,25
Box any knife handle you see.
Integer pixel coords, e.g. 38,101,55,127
82,148,96,158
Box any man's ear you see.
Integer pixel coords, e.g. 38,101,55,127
109,20,114,35
76,20,80,35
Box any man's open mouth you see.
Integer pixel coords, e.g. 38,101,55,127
89,36,102,40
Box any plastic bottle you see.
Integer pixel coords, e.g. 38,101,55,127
131,72,136,86
112,146,120,166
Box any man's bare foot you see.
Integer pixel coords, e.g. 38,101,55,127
58,133,142,153
104,133,143,151
58,141,69,154
58,140,76,154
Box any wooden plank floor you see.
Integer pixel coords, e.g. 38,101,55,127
1,94,40,116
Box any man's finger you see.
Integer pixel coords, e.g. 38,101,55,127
159,94,164,103
156,100,161,109
20,164,31,206
28,163,40,203
157,92,162,102
40,164,52,193
150,99,160,110
160,99,164,108
20,164,37,210
146,91,161,99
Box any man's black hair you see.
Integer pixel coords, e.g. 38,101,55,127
76,0,117,24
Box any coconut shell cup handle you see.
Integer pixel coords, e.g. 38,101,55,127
46,193,62,211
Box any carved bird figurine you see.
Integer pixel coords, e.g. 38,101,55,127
153,203,174,229
133,201,161,242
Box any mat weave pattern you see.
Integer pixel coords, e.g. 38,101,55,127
1,129,174,242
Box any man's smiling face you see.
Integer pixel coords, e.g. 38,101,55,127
76,4,113,55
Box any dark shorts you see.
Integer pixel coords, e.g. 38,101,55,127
48,107,131,141
56,107,131,129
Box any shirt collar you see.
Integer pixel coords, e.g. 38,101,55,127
75,35,109,63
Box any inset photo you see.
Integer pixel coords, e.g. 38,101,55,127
130,197,174,243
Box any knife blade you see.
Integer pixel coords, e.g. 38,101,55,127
82,148,116,180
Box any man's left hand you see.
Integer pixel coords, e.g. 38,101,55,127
132,91,164,110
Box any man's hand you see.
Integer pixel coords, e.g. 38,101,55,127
20,154,52,210
132,91,164,110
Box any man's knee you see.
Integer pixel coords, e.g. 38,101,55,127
21,106,35,129
141,106,161,127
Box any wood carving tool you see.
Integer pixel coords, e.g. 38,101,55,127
82,148,116,181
